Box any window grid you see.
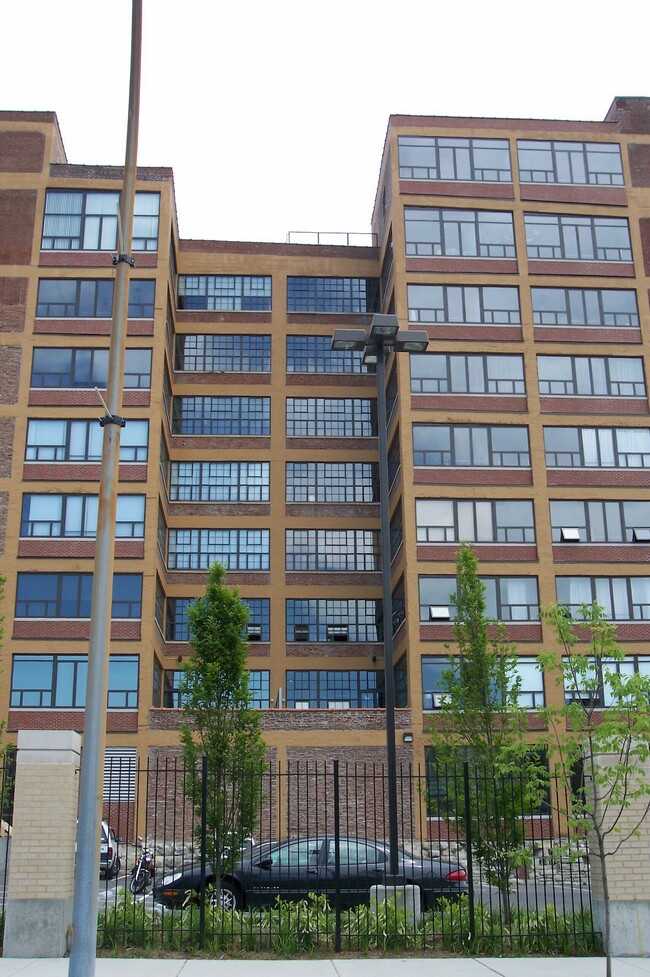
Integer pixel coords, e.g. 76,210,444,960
165,596,269,642
286,462,379,503
172,397,270,436
405,207,516,259
419,575,540,622
36,279,155,318
398,136,512,182
286,529,380,572
422,656,543,709
31,348,152,389
410,353,525,395
169,461,269,502
177,275,271,311
537,356,646,397
518,140,624,186
544,427,650,469
286,277,380,313
525,214,632,262
550,499,650,543
42,191,159,251
162,667,269,708
286,336,367,374
286,398,375,437
413,424,531,468
20,493,145,538
10,654,138,709
25,419,148,462
286,599,382,642
286,670,385,708
556,577,650,622
407,283,521,325
175,335,271,373
167,529,270,571
531,287,639,327
15,573,142,618
416,498,536,544
564,656,650,707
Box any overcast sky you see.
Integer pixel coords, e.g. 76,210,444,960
3,1,648,243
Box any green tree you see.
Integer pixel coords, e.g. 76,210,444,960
180,562,266,907
429,544,547,924
540,602,650,977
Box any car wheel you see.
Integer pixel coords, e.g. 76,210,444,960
110,856,121,879
210,881,241,911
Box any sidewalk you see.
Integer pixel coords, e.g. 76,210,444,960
1,958,650,977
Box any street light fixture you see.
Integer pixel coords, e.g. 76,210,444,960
332,314,428,879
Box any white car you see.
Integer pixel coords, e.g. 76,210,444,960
100,821,121,879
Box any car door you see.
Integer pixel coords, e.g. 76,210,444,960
321,838,387,906
244,838,325,906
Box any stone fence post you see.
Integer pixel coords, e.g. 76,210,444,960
590,750,650,957
3,730,80,958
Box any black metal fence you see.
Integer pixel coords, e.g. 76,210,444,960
0,754,599,954
91,757,599,954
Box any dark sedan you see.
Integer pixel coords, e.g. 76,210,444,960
154,836,467,911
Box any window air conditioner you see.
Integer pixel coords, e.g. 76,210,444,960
293,624,310,641
429,605,451,621
246,625,262,640
326,625,349,641
560,527,581,542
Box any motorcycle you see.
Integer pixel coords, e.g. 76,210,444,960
129,837,155,894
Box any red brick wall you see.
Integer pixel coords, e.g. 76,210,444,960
7,710,138,733
0,190,36,264
34,319,155,336
628,144,650,186
547,469,650,488
521,185,626,206
423,324,523,343
0,277,28,332
0,346,21,403
552,543,650,563
539,395,648,415
13,620,141,641
534,326,641,345
418,544,538,563
412,394,527,413
415,468,532,486
527,259,634,278
23,462,148,482
0,131,45,172
17,539,144,560
406,257,518,275
400,180,514,200
28,389,151,408
0,417,14,476
639,219,650,276
420,622,543,643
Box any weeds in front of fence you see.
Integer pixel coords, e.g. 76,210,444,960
97,893,601,957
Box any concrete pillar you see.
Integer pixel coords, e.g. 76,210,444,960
3,730,80,958
589,750,650,957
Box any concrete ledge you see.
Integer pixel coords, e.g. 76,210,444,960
370,883,421,924
3,897,73,957
593,898,650,957
15,729,81,765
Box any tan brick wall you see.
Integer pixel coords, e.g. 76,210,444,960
0,277,28,332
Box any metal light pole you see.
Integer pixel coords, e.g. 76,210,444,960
332,315,428,877
68,4,142,976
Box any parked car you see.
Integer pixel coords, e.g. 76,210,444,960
99,821,121,879
154,836,467,910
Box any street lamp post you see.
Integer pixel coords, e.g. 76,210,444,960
332,315,428,877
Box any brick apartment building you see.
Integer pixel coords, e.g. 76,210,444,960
1,97,650,818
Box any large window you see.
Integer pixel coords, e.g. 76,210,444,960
416,498,535,544
167,529,270,571
537,356,645,397
564,656,650,707
411,353,525,394
10,654,139,708
525,214,632,262
177,275,271,311
169,461,269,502
517,140,624,186
407,284,520,325
421,656,543,709
174,335,271,373
556,577,650,621
286,599,382,642
172,397,270,436
550,499,650,543
544,427,650,468
15,573,142,618
419,575,539,622
531,287,639,327
286,336,367,374
398,136,511,182
161,668,269,708
286,529,379,571
286,398,375,437
286,670,384,709
286,277,379,313
36,279,155,318
41,191,159,251
25,418,148,462
405,207,516,258
165,596,269,642
413,424,530,467
286,462,378,503
20,494,145,538
31,348,152,389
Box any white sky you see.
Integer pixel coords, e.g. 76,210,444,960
3,0,649,243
